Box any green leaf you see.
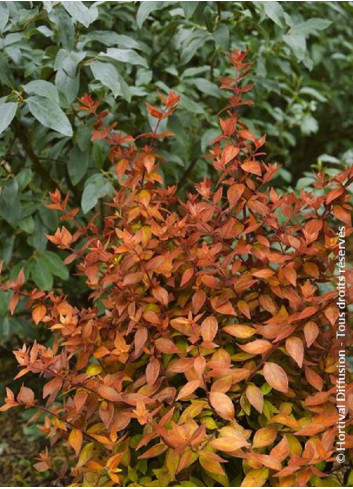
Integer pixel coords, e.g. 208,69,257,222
213,24,229,49
55,70,80,106
0,178,21,224
48,9,75,50
192,78,220,97
0,317,10,340
42,251,69,280
262,2,286,28
26,96,73,137
347,470,353,487
68,145,90,185
0,3,9,33
283,33,306,61
182,2,199,19
301,114,318,135
63,1,98,28
27,216,48,253
81,173,114,214
54,49,86,76
83,31,142,50
39,207,58,231
0,290,11,316
15,168,34,191
54,49,85,106
101,48,148,68
0,102,17,135
90,61,121,97
30,258,53,291
299,87,327,103
136,2,165,28
311,475,341,487
201,128,219,153
23,80,59,104
182,66,210,78
293,18,332,36
180,33,209,65
19,216,35,234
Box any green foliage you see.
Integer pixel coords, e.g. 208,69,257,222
0,1,353,344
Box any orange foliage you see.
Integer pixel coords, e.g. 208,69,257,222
1,50,353,487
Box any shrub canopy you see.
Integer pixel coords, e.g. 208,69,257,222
1,48,353,487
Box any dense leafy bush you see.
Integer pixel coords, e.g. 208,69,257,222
1,1,353,344
1,49,352,487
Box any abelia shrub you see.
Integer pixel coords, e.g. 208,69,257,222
1,50,353,487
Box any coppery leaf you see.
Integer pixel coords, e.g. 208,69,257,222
263,362,288,393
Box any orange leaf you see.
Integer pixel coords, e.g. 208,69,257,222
242,159,261,176
285,336,304,368
283,267,297,286
143,154,155,173
192,289,206,314
303,219,322,243
238,129,257,142
74,391,88,412
201,316,218,342
297,306,318,320
332,204,352,226
252,426,277,448
211,376,233,393
246,384,264,413
9,294,19,315
98,385,122,402
123,272,144,286
69,428,83,456
194,356,206,377
263,362,288,393
43,377,63,399
305,367,323,391
146,358,160,386
254,453,282,471
138,442,167,459
303,321,319,347
252,268,275,279
223,144,240,165
305,390,332,407
238,339,272,355
176,380,200,401
152,285,169,306
180,268,193,288
209,392,234,420
237,300,251,319
32,305,47,325
155,337,180,354
303,262,319,278
199,451,226,475
270,436,289,462
223,324,256,339
227,183,245,207
324,304,338,326
326,187,344,205
17,385,35,407
211,436,249,453
134,327,148,353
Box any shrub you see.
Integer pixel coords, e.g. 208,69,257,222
2,1,353,348
1,50,352,487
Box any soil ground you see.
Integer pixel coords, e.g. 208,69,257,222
0,409,55,487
